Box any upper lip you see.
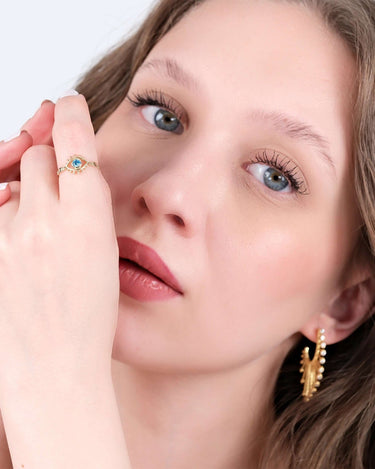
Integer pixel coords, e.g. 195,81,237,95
117,236,183,294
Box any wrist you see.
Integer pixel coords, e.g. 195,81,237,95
0,354,113,406
0,378,132,469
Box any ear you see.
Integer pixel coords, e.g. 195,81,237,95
300,249,375,345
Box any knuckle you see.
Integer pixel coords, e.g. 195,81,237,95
53,119,88,145
11,219,57,285
21,144,54,162
17,218,54,256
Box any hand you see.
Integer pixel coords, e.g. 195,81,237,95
0,100,55,469
0,100,55,181
0,93,119,399
0,101,55,220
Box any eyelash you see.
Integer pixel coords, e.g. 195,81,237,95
126,89,185,123
126,89,308,196
250,149,309,195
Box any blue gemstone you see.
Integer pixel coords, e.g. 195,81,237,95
72,158,82,169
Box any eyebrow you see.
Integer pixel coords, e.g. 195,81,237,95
248,109,337,179
138,58,202,93
137,57,337,178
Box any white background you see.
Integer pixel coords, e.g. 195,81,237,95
0,0,157,140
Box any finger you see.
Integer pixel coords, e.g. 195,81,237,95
21,100,55,146
1,155,33,182
0,158,22,182
52,94,105,206
18,145,59,217
0,101,55,182
0,181,20,229
0,182,11,206
0,99,54,169
0,99,55,148
0,130,33,168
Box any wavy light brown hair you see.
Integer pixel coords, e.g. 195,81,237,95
74,0,375,467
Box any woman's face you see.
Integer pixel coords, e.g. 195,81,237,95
96,0,359,372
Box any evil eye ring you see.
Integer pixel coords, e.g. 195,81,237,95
57,155,98,176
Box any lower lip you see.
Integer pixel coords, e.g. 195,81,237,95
119,258,181,301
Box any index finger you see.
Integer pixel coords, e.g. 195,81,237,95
52,93,104,206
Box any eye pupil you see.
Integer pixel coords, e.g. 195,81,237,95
155,109,180,132
264,168,289,191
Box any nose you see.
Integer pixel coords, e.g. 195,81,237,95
130,166,200,238
129,143,222,238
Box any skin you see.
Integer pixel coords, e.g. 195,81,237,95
95,0,375,467
0,102,55,469
0,0,373,468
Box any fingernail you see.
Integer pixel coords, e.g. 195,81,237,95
0,183,8,191
58,89,79,99
41,99,54,106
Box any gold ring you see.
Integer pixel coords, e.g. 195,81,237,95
57,155,98,176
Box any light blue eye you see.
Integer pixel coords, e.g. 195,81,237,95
247,163,292,193
141,106,181,132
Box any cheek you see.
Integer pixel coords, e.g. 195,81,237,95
95,122,146,200
195,203,352,366
95,114,172,178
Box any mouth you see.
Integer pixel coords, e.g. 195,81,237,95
120,258,165,283
118,257,183,301
117,236,184,294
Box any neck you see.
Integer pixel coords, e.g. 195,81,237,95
111,336,296,469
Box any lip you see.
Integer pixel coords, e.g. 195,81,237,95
117,236,183,294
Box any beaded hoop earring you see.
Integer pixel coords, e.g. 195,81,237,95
299,328,327,402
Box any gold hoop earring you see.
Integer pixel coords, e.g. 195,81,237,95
299,328,327,402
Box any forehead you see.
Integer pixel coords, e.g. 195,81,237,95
138,0,357,172
145,0,355,100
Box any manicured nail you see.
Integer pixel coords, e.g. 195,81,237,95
0,183,8,190
58,89,79,99
41,99,54,106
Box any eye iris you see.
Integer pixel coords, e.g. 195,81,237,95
264,168,289,191
155,109,179,131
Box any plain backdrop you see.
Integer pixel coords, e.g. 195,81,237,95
0,0,157,140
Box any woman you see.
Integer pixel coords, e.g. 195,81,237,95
0,0,374,467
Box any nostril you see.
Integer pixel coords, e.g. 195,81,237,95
139,197,147,210
173,215,184,226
